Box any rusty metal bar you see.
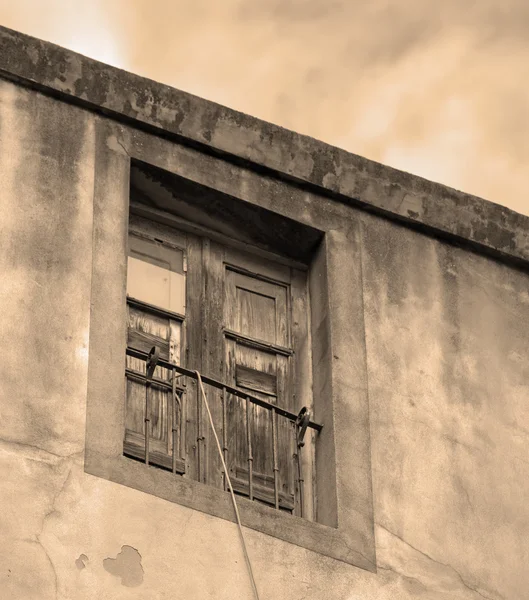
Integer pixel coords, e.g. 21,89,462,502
246,396,254,501
171,367,178,474
295,408,310,518
180,381,187,467
126,367,184,392
144,380,151,466
143,346,159,467
196,380,203,483
290,422,303,515
222,386,228,491
297,447,305,518
126,347,322,432
271,408,280,510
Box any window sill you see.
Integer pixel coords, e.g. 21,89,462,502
85,450,376,572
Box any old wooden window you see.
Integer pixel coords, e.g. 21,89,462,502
124,230,186,471
224,267,296,510
124,216,315,517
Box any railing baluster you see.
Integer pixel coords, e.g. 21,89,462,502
180,380,187,466
292,422,299,516
246,396,253,501
143,346,160,468
144,379,151,466
297,444,305,518
294,408,310,519
172,367,177,474
222,386,228,491
127,347,323,515
196,380,203,483
271,408,279,510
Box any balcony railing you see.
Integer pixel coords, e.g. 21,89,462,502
125,345,323,517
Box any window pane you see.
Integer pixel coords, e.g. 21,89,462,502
127,235,186,314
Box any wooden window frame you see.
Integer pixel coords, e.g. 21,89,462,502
124,247,185,473
123,214,313,516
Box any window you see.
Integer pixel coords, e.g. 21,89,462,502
85,153,376,571
123,215,319,517
123,231,186,472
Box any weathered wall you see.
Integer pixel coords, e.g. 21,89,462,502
361,215,529,599
0,79,96,597
1,79,528,600
3,25,529,267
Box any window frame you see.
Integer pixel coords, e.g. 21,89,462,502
84,132,376,572
123,224,188,473
124,214,313,516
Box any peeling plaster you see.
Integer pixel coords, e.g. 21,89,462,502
103,546,144,587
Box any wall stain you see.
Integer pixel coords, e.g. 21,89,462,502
103,545,144,587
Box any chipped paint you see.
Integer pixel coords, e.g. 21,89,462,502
103,546,144,587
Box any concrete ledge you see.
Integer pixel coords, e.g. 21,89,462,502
0,25,528,267
85,451,376,572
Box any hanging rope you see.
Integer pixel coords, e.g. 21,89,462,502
195,371,261,600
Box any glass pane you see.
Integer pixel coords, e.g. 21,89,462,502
127,235,186,314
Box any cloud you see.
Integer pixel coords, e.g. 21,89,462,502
0,0,125,67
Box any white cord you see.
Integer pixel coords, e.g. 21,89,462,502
195,371,261,600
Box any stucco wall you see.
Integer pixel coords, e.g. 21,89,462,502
361,215,529,599
1,80,528,600
0,80,96,598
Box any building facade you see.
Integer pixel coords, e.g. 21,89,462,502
1,25,528,600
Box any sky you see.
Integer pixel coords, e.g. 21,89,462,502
1,0,528,217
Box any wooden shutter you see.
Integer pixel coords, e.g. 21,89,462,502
224,268,295,510
124,233,186,473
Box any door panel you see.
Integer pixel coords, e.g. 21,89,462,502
235,344,277,479
224,266,294,508
236,364,277,397
225,269,288,347
127,306,171,358
124,378,171,455
236,288,276,343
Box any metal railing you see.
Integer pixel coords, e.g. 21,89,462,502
125,345,323,517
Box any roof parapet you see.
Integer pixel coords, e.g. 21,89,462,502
0,25,528,267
